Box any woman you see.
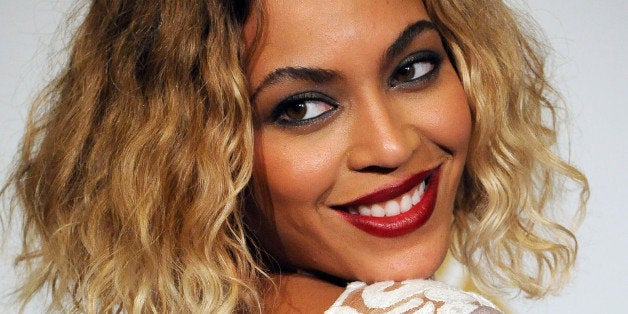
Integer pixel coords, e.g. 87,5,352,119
3,0,588,312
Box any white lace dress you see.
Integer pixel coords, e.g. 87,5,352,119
325,279,502,314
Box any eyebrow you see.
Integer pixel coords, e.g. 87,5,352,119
384,20,438,64
251,20,438,99
251,67,340,100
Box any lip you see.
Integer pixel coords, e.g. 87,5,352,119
334,165,441,238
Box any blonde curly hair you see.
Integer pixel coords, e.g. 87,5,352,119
4,0,264,312
2,0,588,312
423,0,588,297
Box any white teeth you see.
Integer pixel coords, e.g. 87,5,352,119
347,178,430,217
371,204,385,217
412,181,426,205
358,205,371,216
411,188,420,205
384,200,401,216
400,194,412,213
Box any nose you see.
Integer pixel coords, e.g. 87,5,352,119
346,97,418,172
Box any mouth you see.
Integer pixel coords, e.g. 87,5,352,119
332,165,441,238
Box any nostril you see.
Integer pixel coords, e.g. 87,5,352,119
358,165,397,174
346,118,418,172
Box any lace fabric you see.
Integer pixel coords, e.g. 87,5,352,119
325,279,502,314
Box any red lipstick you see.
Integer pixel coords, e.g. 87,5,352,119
335,166,441,238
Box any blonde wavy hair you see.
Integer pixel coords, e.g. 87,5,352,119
2,0,587,312
423,0,588,297
4,0,264,312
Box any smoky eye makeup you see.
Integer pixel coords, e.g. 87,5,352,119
268,91,339,127
389,49,443,88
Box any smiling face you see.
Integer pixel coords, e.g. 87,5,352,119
245,0,471,282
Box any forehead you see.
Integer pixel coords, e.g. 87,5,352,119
245,0,430,86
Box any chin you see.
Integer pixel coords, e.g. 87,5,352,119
359,255,448,283
343,233,451,283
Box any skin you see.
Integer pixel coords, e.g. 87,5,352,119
245,0,471,309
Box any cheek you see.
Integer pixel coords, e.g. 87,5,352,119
420,78,472,153
254,131,338,207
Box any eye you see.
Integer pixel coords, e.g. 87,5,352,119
394,61,434,82
272,92,338,126
281,100,334,121
390,50,442,87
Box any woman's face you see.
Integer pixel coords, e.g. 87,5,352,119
245,0,471,282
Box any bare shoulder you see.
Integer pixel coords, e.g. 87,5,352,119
263,273,346,314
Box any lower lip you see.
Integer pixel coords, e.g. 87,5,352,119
337,167,441,238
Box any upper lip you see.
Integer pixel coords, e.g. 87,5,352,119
332,165,440,209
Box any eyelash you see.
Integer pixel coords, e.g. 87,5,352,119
270,92,338,127
389,50,443,88
268,50,443,127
